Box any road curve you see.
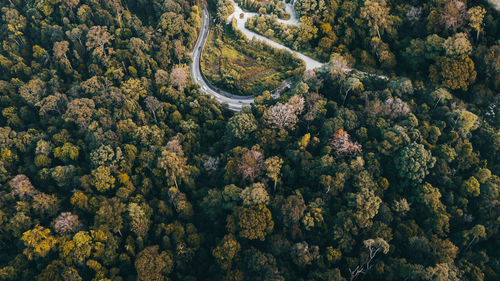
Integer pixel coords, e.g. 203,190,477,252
191,2,388,111
227,0,323,71
190,5,254,111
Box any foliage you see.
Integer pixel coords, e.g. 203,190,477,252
0,0,498,280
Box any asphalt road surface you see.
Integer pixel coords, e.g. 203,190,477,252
190,5,254,111
190,2,387,111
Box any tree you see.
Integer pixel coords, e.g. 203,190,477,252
94,198,125,235
157,145,188,189
330,129,362,157
430,55,477,91
86,26,114,61
387,77,414,97
461,176,480,197
264,156,283,190
384,98,409,120
296,16,318,47
155,69,170,86
347,187,382,228
19,79,46,107
237,147,265,182
53,41,72,69
449,108,479,138
128,203,151,237
121,78,147,101
232,204,274,241
53,212,82,234
144,96,160,123
227,112,258,141
170,67,187,92
135,246,173,281
341,77,364,105
394,143,436,183
350,238,389,281
440,0,467,32
291,242,319,267
264,95,304,131
240,183,269,206
281,195,306,227
360,0,394,39
63,98,95,130
9,174,38,199
32,193,60,217
21,225,57,260
212,234,241,270
443,33,472,56
91,166,116,192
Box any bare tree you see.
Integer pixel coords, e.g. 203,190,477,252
144,96,160,123
350,238,389,281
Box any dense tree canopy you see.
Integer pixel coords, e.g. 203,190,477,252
0,0,498,280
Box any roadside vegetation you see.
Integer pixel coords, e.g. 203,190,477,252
201,22,305,96
237,0,290,19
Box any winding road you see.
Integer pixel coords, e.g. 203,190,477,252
191,1,325,111
190,1,387,111
190,5,254,111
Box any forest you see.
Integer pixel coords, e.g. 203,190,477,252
0,0,499,280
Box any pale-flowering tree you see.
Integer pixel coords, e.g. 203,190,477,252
264,95,304,131
144,96,160,123
53,212,82,234
329,129,362,157
384,97,409,120
170,67,188,92
203,156,220,174
9,174,38,199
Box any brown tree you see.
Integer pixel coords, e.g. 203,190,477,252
170,67,188,92
440,0,467,32
237,146,265,182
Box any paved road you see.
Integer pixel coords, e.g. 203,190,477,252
190,5,254,111
227,0,323,70
191,2,388,111
277,0,299,26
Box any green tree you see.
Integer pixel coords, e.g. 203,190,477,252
394,143,436,183
232,204,274,241
91,166,116,193
429,55,477,91
264,156,283,190
360,0,394,39
461,176,480,197
212,234,241,270
135,246,173,281
227,112,258,141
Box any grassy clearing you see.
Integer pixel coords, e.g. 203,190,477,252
200,24,304,96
